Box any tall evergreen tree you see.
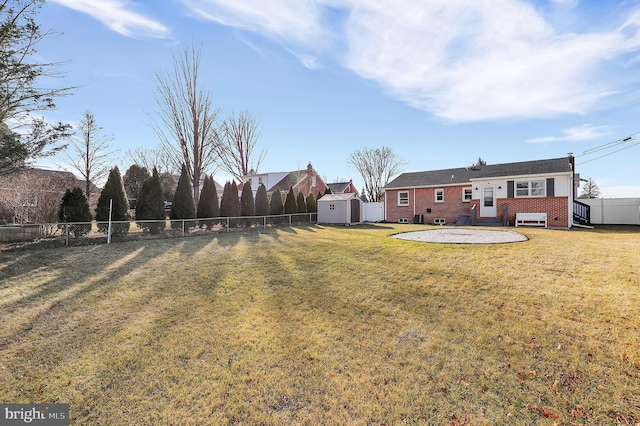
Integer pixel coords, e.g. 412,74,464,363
475,157,487,166
220,180,240,228
270,186,283,215
197,175,220,229
123,164,151,208
240,181,255,216
210,177,220,216
297,191,307,213
170,164,196,230
219,181,232,217
136,168,165,234
255,183,269,216
284,187,298,214
306,193,317,213
229,181,241,217
58,187,92,237
95,167,130,236
160,171,177,202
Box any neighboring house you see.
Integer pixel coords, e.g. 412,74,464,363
326,180,359,196
242,162,328,199
384,156,579,228
0,167,98,224
317,193,362,225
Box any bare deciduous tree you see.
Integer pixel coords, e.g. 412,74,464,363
151,43,220,205
215,110,265,182
578,177,601,199
126,147,174,174
65,111,114,198
348,146,406,202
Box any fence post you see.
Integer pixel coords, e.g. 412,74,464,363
289,214,292,227
263,216,266,229
65,223,69,247
226,217,230,232
182,220,185,236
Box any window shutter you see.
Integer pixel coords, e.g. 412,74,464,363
507,181,514,198
546,178,555,197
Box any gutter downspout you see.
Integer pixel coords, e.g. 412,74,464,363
569,153,575,228
413,188,416,218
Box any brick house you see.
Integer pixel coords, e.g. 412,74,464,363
383,156,578,228
242,162,328,199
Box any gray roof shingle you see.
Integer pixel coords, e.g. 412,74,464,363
385,157,572,189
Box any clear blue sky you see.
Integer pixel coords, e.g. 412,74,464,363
36,0,640,197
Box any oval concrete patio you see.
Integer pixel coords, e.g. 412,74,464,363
392,228,529,244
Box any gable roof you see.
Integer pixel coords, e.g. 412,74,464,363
268,169,307,192
0,166,94,189
327,182,352,193
385,157,573,189
317,193,360,202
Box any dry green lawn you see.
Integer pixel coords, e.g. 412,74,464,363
0,224,638,425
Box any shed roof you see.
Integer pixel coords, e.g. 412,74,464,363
326,182,351,193
317,193,360,202
385,157,572,189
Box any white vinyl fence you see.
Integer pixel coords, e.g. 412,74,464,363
580,198,640,225
363,202,384,222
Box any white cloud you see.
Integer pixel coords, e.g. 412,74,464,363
179,0,327,45
341,0,640,122
178,0,640,122
526,124,611,143
287,49,319,70
50,0,169,38
550,0,578,6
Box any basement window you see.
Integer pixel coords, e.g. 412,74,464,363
398,218,409,224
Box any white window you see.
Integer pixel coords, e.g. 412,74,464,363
258,177,263,185
248,178,252,187
312,176,317,187
462,188,472,202
435,189,444,203
329,204,335,210
516,180,545,197
398,218,409,224
398,191,409,206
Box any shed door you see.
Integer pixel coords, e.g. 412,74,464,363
350,199,360,223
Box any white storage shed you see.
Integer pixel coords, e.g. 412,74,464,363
317,193,363,225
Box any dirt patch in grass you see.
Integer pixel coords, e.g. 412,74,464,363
0,224,638,424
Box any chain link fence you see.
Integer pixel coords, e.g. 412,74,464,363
0,213,318,248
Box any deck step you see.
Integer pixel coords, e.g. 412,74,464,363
473,219,504,227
